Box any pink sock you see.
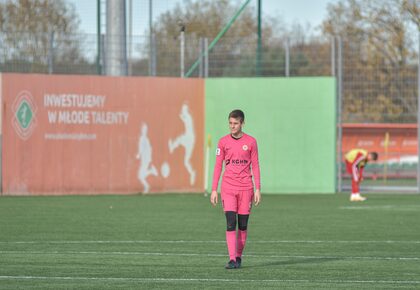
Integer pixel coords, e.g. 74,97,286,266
226,231,236,260
236,230,247,258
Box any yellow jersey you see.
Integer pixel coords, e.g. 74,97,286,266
345,149,368,167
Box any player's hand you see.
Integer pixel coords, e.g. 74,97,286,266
254,189,261,206
210,190,218,206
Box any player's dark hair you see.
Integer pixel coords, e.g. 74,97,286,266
369,152,378,161
228,109,245,123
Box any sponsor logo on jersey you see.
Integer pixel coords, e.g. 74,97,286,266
226,159,248,166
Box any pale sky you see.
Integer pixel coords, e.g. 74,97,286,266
260,0,335,28
69,0,337,35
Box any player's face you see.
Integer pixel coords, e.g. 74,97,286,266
229,117,243,136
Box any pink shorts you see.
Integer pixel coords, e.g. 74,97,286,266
221,189,254,215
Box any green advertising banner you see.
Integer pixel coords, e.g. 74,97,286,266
205,77,336,194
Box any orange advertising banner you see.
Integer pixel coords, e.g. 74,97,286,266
342,124,417,161
1,74,204,195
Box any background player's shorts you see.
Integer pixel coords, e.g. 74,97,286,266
221,189,254,214
345,160,357,181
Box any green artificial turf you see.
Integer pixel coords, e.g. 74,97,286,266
0,193,419,289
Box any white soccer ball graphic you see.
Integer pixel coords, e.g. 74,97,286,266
161,162,170,178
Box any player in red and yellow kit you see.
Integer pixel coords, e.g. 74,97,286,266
210,109,261,269
345,149,378,201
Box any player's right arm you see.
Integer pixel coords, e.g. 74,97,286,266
210,190,218,206
352,152,366,182
210,139,224,206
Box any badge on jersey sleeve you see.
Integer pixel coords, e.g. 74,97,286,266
216,148,221,156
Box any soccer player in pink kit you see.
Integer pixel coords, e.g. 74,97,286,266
210,109,261,269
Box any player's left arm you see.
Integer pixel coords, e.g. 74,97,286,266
358,165,365,182
251,139,261,205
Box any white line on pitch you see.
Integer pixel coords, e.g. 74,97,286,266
1,240,420,244
339,205,420,210
0,275,419,285
1,250,419,261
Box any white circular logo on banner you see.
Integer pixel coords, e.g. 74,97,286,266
12,91,38,140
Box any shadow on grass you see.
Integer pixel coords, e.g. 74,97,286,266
243,257,342,269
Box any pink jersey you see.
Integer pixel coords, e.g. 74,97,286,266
212,133,261,191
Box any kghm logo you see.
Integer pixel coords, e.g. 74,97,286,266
12,91,37,140
226,159,248,166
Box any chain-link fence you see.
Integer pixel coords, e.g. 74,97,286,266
0,32,336,78
336,37,419,192
340,39,418,124
0,31,419,192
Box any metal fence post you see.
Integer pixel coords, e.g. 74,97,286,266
151,33,156,76
337,36,343,193
417,31,420,193
128,0,132,76
148,0,154,76
180,29,185,78
96,0,101,75
285,38,290,77
199,37,204,78
101,34,106,75
331,36,335,77
48,31,54,74
204,38,209,78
